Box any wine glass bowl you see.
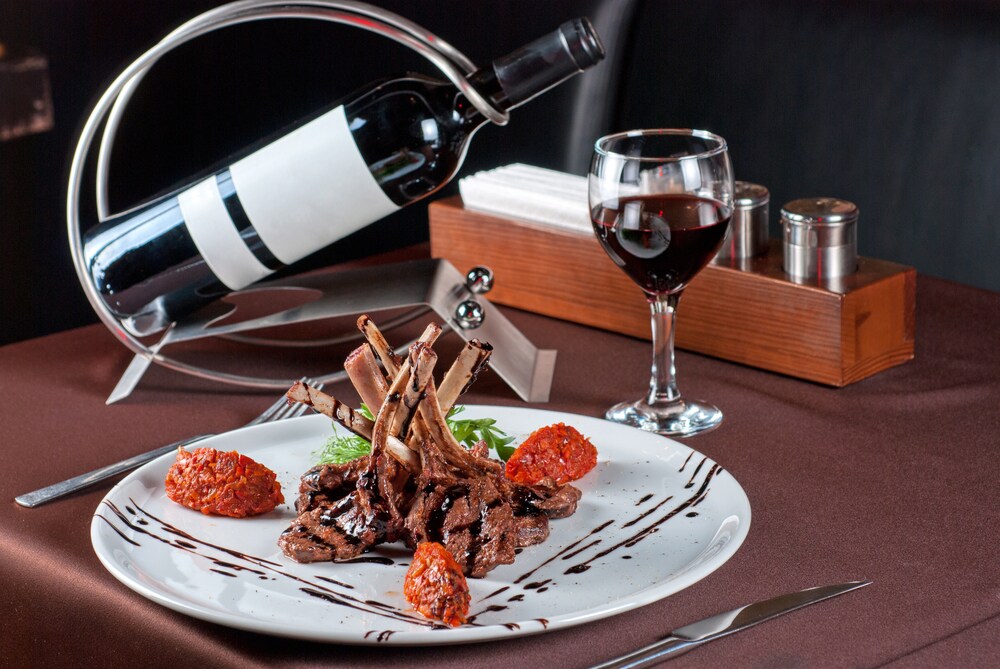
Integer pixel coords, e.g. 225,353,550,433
589,129,734,437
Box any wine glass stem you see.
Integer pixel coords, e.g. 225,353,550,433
647,293,682,406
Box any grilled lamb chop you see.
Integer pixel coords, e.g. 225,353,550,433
295,458,368,513
515,479,582,519
279,315,584,577
279,445,417,563
404,438,517,577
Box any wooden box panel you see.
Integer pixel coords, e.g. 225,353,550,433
429,196,915,386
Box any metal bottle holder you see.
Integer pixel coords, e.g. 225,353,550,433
67,0,556,404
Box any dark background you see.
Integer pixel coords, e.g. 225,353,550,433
2,0,998,346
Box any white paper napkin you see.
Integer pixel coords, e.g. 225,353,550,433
458,163,590,234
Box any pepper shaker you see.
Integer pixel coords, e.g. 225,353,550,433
781,197,859,281
713,181,770,266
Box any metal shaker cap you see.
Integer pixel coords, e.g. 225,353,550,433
713,181,770,265
781,197,859,280
734,181,770,208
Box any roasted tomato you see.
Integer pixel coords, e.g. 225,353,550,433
165,447,284,517
505,422,598,486
404,542,471,627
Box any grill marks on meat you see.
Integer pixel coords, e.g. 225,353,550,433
279,316,583,577
516,479,583,520
279,455,405,561
405,439,517,577
295,458,368,513
279,490,384,562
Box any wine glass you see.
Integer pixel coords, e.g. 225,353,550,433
589,129,734,437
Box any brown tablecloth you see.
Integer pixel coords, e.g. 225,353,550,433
2,274,999,668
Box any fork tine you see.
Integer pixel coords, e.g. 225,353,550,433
245,394,291,427
245,377,305,427
287,402,311,420
250,378,326,426
267,400,298,423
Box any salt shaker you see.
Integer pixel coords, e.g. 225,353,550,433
713,181,769,266
781,197,859,280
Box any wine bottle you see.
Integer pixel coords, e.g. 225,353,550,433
82,19,605,336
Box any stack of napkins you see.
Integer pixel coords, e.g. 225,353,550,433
457,163,590,234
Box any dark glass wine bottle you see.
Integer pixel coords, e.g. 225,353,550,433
82,19,604,336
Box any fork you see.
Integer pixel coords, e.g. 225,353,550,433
14,379,323,508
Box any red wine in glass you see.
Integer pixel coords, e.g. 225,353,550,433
590,128,733,436
591,194,732,296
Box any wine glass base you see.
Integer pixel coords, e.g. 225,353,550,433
605,398,723,438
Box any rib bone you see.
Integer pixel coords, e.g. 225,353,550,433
417,380,480,476
358,316,441,378
285,382,418,472
393,343,437,438
437,339,492,413
344,344,389,411
358,315,403,375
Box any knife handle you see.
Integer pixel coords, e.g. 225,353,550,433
14,434,210,508
589,636,695,669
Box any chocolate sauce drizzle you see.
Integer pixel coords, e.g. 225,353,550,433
339,556,395,566
684,458,707,489
481,586,510,601
95,515,140,546
561,539,600,561
523,579,551,590
95,454,723,637
513,520,614,585
466,604,508,624
316,575,355,589
99,499,439,632
363,630,397,642
679,451,694,472
564,461,721,575
621,496,675,529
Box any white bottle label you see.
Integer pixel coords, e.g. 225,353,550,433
177,177,272,290
179,105,400,290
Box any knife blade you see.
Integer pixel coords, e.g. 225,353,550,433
590,580,871,668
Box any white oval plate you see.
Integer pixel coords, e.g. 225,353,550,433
92,406,750,645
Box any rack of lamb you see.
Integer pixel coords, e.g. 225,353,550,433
279,316,581,577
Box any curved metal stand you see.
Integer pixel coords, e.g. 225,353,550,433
106,260,557,404
66,0,554,403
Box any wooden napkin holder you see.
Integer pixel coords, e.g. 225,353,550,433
428,196,915,386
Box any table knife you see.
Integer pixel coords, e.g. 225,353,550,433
590,580,871,668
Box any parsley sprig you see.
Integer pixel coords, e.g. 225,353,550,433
314,405,516,464
445,405,517,461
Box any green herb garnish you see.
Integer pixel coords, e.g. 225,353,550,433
446,405,517,461
314,405,375,465
315,432,374,465
313,405,517,464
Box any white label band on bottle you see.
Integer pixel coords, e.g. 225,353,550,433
232,105,399,265
177,176,272,290
179,105,400,290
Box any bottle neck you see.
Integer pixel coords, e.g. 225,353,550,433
463,66,513,116
461,18,605,121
